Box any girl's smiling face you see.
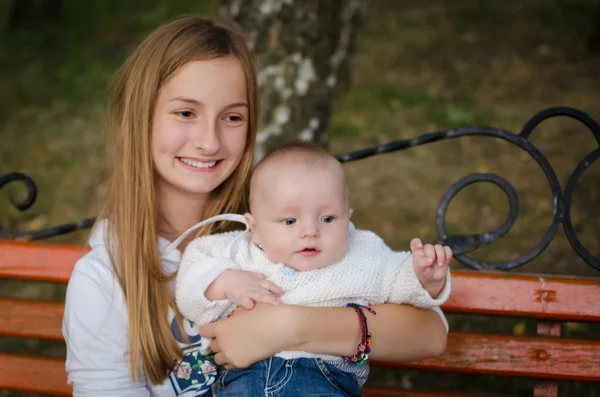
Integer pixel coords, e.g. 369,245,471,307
151,57,249,202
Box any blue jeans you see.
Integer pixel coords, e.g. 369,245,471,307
213,357,363,397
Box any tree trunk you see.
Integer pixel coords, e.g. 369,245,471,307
220,0,368,159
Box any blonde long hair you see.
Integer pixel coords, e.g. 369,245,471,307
98,16,258,384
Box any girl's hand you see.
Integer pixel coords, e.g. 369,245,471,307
199,304,298,369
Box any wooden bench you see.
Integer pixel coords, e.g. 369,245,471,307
2,106,599,395
2,239,599,396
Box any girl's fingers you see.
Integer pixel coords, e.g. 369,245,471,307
210,340,221,353
214,352,226,365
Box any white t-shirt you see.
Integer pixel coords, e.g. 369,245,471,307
62,221,216,396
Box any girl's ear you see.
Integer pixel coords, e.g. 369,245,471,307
349,208,354,219
244,213,260,244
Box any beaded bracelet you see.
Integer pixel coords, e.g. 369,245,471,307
342,303,376,366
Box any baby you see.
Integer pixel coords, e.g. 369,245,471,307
176,142,452,397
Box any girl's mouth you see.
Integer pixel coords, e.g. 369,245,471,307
178,157,221,170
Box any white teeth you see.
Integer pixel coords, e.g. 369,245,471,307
180,158,218,169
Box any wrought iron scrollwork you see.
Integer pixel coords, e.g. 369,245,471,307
0,172,95,241
337,106,600,271
1,107,598,271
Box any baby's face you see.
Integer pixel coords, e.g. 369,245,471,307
246,163,351,271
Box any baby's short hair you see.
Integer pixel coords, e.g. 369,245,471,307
254,141,337,172
249,141,348,210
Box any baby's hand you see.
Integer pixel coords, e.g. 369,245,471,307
410,238,452,298
209,269,284,309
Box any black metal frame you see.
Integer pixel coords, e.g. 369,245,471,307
1,107,598,271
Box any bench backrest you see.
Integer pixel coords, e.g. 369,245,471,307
1,240,599,396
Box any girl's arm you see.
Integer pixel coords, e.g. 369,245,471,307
294,303,447,362
63,263,150,396
199,302,447,369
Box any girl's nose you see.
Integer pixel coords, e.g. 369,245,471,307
193,119,220,154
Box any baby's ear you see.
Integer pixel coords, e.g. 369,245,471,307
244,213,258,240
349,208,354,219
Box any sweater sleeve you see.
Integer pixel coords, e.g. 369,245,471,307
175,235,239,326
385,251,451,308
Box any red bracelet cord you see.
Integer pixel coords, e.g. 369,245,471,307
342,303,376,366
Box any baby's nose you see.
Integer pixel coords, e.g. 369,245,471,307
302,227,320,238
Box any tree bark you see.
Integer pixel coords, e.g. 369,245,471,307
220,0,368,159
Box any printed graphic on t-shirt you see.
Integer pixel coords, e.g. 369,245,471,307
168,316,217,395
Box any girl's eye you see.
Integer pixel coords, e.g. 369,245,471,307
177,111,194,118
321,216,334,223
283,218,296,226
224,114,244,123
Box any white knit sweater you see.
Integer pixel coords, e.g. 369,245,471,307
176,215,451,330
175,215,450,384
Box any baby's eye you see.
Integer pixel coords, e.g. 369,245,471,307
321,216,334,223
283,218,296,226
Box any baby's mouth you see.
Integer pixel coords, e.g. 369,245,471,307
297,247,321,257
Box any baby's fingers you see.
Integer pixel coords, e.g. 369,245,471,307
434,244,446,264
423,244,436,260
260,280,284,297
247,289,280,306
415,254,434,268
410,238,423,254
444,246,453,263
240,296,255,310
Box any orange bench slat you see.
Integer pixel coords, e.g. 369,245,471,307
362,388,506,397
372,332,600,382
0,353,70,395
0,298,64,340
2,241,600,322
2,240,600,322
0,240,86,283
442,271,600,322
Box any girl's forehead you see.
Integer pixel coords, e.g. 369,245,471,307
160,58,247,102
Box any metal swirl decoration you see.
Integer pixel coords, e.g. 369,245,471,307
0,172,95,241
337,106,600,271
1,107,598,271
